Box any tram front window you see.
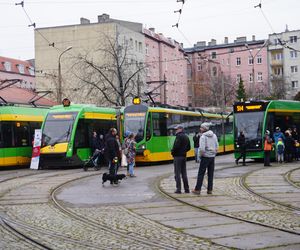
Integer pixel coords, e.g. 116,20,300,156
234,112,264,149
124,112,146,143
42,112,77,146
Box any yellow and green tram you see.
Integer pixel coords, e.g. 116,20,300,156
123,102,233,163
40,103,120,168
0,105,48,167
233,100,300,160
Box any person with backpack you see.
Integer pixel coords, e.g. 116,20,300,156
276,137,285,163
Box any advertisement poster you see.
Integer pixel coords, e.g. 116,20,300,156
30,129,42,170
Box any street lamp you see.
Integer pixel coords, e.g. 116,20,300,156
57,46,72,103
245,40,268,98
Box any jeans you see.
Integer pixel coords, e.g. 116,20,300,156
173,156,189,192
128,162,135,175
195,157,215,191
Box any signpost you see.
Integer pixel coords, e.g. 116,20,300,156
30,129,42,170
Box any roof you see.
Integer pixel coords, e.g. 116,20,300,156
0,56,34,76
0,86,56,107
184,40,266,53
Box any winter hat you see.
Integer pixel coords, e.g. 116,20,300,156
265,130,270,135
201,122,210,131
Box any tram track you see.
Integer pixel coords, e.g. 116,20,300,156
50,173,182,250
156,165,300,236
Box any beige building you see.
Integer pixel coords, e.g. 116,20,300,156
35,14,145,106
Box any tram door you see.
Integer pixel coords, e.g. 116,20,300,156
1,122,16,166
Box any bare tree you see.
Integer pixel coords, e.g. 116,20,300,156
72,33,145,106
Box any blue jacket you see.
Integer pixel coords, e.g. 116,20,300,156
273,131,285,144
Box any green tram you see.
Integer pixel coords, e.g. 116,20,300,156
0,105,48,167
40,103,120,168
233,100,300,160
123,102,233,163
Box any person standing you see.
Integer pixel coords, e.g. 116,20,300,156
235,131,246,166
264,130,273,166
171,125,191,194
276,137,285,163
193,131,200,163
104,128,120,182
273,127,285,160
192,122,218,195
125,132,137,177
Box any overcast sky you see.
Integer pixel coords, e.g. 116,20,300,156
1,0,299,60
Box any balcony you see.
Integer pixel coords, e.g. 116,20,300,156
270,60,283,66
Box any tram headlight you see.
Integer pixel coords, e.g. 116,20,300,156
139,144,146,150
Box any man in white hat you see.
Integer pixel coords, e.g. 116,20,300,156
192,122,218,195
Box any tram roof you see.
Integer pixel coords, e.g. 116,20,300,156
49,104,118,114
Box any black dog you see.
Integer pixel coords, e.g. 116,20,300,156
102,173,126,185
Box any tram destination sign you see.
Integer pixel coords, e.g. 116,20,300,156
233,102,268,113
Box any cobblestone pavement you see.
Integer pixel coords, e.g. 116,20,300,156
0,156,300,249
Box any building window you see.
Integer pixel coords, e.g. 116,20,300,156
28,67,35,76
139,42,142,53
257,72,263,82
249,73,253,82
274,38,280,45
273,53,282,60
248,56,253,65
236,74,241,83
236,57,241,66
274,67,282,76
129,38,133,48
290,36,297,43
145,44,149,55
292,81,299,88
17,64,25,74
211,52,217,59
290,51,297,58
257,55,262,64
197,63,202,71
3,61,11,71
291,66,298,73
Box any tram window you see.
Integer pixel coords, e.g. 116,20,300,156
15,122,30,147
152,112,167,136
2,122,14,147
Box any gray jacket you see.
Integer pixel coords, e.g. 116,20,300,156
199,130,219,158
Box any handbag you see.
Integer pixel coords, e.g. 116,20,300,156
121,153,128,167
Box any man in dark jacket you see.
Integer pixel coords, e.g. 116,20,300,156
104,128,120,178
235,131,246,166
171,125,191,194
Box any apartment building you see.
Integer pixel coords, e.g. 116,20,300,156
35,14,145,106
268,29,300,99
144,28,188,106
184,36,269,108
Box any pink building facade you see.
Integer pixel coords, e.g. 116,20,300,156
144,28,188,106
185,37,269,107
0,56,36,90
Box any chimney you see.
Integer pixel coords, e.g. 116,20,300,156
194,41,206,47
80,17,90,24
98,13,110,23
234,36,247,43
252,35,256,41
224,37,228,44
149,27,155,32
208,39,216,46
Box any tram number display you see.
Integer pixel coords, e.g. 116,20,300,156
234,104,265,113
